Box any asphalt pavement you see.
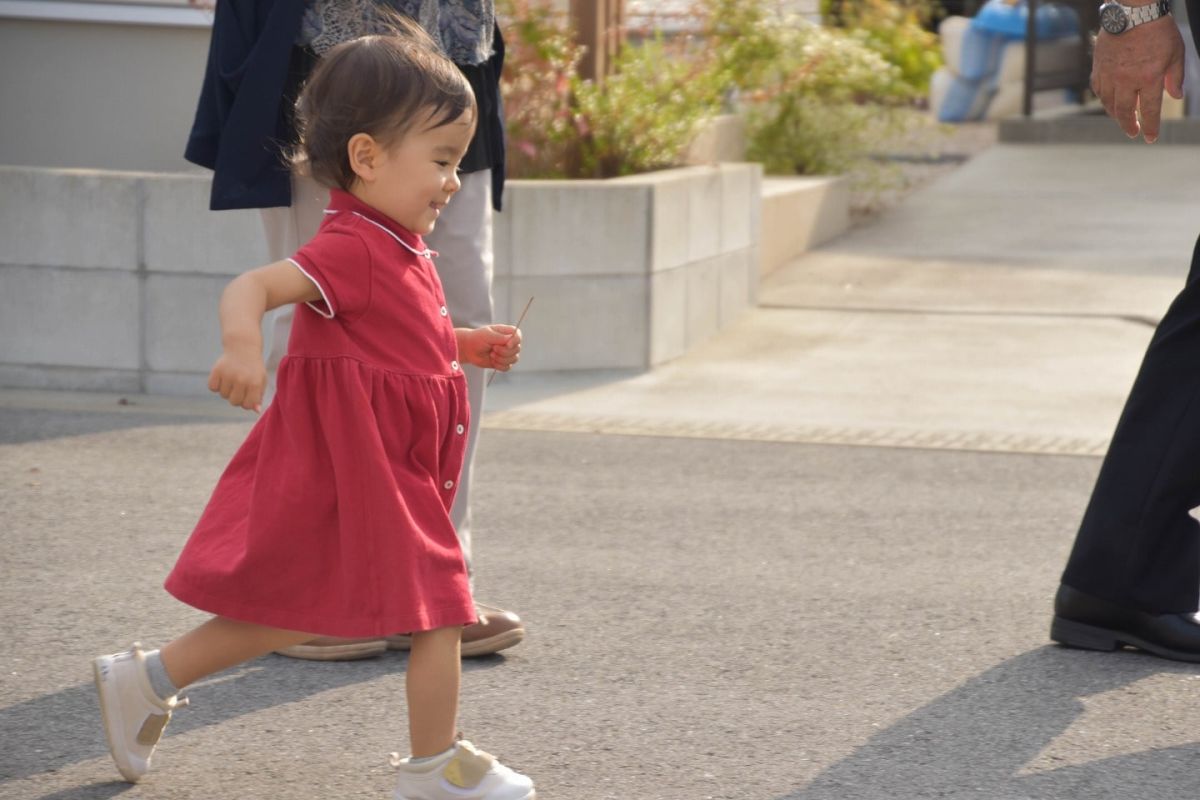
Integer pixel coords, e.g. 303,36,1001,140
6,141,1200,799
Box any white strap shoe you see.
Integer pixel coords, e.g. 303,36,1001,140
93,642,187,783
392,739,535,799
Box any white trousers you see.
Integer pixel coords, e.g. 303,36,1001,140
260,171,495,569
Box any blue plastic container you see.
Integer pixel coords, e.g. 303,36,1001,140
972,0,1080,40
938,0,1081,122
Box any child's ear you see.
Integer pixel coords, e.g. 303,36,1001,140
347,133,379,182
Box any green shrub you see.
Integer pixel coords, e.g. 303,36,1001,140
694,0,783,95
570,37,723,178
497,0,942,179
498,0,724,178
686,0,935,177
740,22,916,175
823,0,943,94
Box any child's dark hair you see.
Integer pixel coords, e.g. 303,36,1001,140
293,16,477,191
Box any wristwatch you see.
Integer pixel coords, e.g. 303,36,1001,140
1098,0,1171,34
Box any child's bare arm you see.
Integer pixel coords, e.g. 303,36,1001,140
209,261,324,411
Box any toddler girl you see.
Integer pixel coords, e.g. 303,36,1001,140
92,29,534,800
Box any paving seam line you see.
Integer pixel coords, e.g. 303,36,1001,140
480,411,1108,457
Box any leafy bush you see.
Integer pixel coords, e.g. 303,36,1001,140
693,0,783,96
822,0,943,94
570,37,722,177
741,22,915,175
696,0,921,176
498,0,725,178
497,0,943,178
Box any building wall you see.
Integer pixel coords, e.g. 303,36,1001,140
0,15,210,173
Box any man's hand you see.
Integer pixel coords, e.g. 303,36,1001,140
1092,16,1185,143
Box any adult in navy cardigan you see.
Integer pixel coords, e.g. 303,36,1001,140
1051,0,1200,661
184,1,506,212
184,0,308,210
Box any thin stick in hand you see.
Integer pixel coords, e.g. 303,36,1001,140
487,296,534,386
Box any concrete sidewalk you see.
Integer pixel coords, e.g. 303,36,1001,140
6,142,1200,800
483,144,1197,457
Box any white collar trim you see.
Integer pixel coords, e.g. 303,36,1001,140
325,209,432,259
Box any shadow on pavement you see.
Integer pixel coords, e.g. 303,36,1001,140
1,652,506,788
0,408,232,446
777,646,1200,800
31,782,133,800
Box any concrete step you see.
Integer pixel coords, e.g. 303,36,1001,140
759,175,850,279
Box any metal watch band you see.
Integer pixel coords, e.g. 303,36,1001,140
1129,0,1171,25
1099,0,1170,34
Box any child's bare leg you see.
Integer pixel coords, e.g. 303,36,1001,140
393,625,535,795
160,616,314,689
406,626,461,757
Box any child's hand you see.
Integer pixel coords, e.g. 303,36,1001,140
207,347,267,412
458,324,522,372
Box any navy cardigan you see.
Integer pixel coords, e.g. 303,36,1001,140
185,0,506,212
184,0,306,210
1191,0,1200,68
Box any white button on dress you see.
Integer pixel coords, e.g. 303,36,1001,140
443,480,455,490
450,360,460,371
439,306,448,317
456,424,465,435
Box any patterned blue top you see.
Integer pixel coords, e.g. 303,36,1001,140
299,0,494,65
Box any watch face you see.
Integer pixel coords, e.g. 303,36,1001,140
1100,4,1128,33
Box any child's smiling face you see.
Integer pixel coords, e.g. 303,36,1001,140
352,108,475,235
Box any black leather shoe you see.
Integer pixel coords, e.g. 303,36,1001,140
1052,584,1200,662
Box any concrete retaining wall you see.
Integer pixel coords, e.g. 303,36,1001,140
495,164,762,371
0,163,761,393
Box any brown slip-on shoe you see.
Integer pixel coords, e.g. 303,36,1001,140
274,636,388,661
386,602,526,657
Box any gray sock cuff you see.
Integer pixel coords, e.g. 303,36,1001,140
143,648,180,701
406,744,456,766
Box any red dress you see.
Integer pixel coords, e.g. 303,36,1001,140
165,190,476,637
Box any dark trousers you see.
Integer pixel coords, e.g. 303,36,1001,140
1062,233,1200,614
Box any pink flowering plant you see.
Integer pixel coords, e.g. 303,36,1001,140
497,0,584,178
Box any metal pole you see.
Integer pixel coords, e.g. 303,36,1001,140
1024,0,1038,116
